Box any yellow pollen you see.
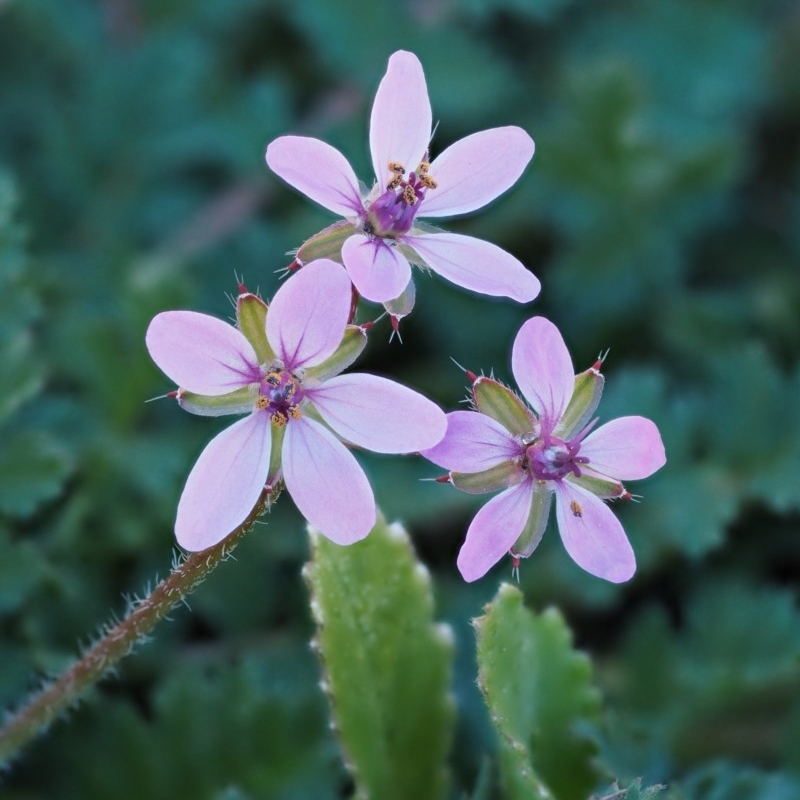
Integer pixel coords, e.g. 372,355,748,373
265,372,281,386
255,396,269,410
387,176,403,191
420,174,438,189
417,161,430,173
388,161,406,175
271,410,289,427
288,406,302,420
569,500,583,518
401,185,417,205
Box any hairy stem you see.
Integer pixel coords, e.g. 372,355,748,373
0,489,278,766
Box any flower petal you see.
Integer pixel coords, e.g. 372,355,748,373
421,127,535,217
267,259,351,370
370,51,432,189
511,316,574,427
147,311,259,395
581,416,666,480
554,481,635,583
341,234,412,303
309,374,446,453
457,480,533,582
283,416,376,544
422,410,519,471
175,413,271,551
265,136,363,217
403,231,540,302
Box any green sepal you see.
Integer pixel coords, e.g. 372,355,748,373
178,385,258,417
570,473,624,499
304,514,454,800
472,377,534,437
555,365,604,439
510,485,552,559
296,220,356,265
383,277,416,319
451,461,522,495
474,584,603,800
236,292,275,365
266,418,285,488
303,325,367,383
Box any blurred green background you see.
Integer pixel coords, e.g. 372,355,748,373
1,0,799,797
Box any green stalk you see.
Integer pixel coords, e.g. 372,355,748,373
0,489,278,766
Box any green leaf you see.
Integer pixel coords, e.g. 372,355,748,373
304,514,454,800
475,583,602,800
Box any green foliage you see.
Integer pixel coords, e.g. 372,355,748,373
475,584,602,800
304,516,454,800
1,0,799,796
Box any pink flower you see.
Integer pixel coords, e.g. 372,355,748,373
265,50,540,310
146,259,446,551
422,317,666,583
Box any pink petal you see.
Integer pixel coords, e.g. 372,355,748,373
308,374,446,453
422,410,519,471
265,136,363,218
370,51,432,190
511,316,574,427
175,413,271,551
267,259,351,370
420,127,535,217
581,416,666,480
554,481,635,583
147,311,258,395
283,417,376,544
403,232,540,302
457,480,533,582
341,234,412,303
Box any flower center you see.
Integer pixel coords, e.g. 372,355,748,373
524,432,588,482
255,369,304,426
364,159,438,239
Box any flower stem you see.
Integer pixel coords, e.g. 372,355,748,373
0,489,278,766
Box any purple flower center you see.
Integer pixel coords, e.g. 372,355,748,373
256,369,304,426
364,159,438,239
524,432,589,482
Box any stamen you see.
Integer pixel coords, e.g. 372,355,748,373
255,396,269,410
271,410,289,426
401,185,418,205
388,161,405,175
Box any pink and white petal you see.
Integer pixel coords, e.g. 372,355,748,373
283,417,376,544
308,373,446,453
581,416,666,481
265,136,363,218
421,410,519,472
147,311,259,395
370,51,432,188
342,235,412,303
421,127,535,217
511,316,574,427
457,480,534,582
403,232,540,303
554,481,636,583
175,413,271,551
267,259,351,370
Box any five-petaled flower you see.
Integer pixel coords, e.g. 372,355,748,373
146,259,447,551
265,50,540,314
422,316,666,583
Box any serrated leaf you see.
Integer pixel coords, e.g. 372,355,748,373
304,514,454,800
475,583,602,800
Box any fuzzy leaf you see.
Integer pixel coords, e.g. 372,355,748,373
475,583,602,800
304,514,454,800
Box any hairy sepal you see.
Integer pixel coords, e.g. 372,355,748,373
177,385,258,417
296,220,357,265
472,377,533,437
451,461,522,495
236,292,275,364
555,366,604,440
303,325,368,383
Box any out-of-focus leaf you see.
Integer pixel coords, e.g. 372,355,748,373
475,583,603,800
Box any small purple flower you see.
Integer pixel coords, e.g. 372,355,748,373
422,317,666,583
146,259,446,551
265,50,540,309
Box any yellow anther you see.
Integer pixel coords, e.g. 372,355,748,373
265,372,281,386
388,161,405,175
387,176,403,191
401,185,418,205
271,410,289,427
417,160,431,174
255,396,269,410
420,174,438,189
288,406,302,420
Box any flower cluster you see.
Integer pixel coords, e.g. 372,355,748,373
146,50,665,584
